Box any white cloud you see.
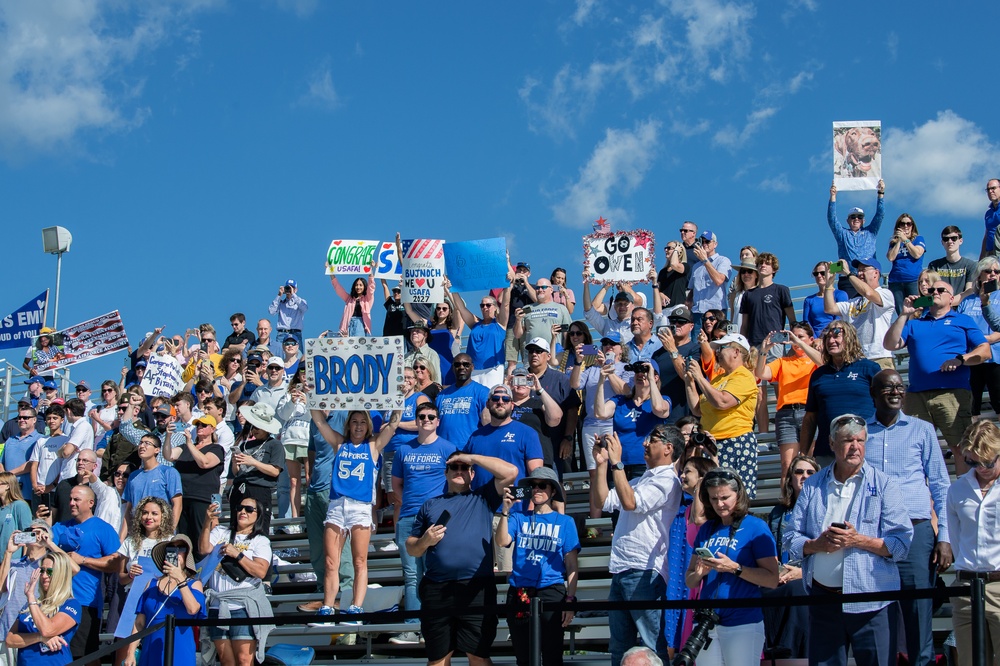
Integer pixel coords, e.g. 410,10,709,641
0,0,215,160
669,117,711,137
274,0,318,17
551,120,661,228
886,110,1000,217
712,106,778,149
298,61,340,110
519,60,627,139
886,31,899,61
666,0,755,82
571,0,599,26
759,174,791,192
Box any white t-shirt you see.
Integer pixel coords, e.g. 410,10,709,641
117,536,167,589
835,287,895,360
60,418,96,482
207,526,272,610
215,425,236,483
29,435,68,487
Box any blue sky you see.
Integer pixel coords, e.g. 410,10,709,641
2,0,999,386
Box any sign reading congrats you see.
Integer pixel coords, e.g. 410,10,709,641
401,239,445,304
305,336,405,411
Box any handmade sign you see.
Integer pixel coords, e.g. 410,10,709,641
325,240,379,275
30,311,129,372
583,229,655,284
114,556,157,638
305,336,405,410
833,120,882,191
374,241,403,279
400,239,445,304
0,290,47,350
140,352,184,398
443,238,508,291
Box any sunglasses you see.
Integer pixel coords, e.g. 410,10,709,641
942,235,961,242
528,482,553,491
15,415,33,421
480,303,494,308
827,327,844,336
739,269,756,275
238,505,258,514
679,228,695,234
536,285,551,290
414,366,427,371
435,306,450,310
812,271,827,277
102,388,116,394
490,395,512,403
416,414,438,422
447,463,471,472
453,361,472,367
965,456,999,470
703,315,717,321
792,468,816,476
114,471,130,478
568,330,585,336
847,215,864,221
40,568,54,576
704,469,739,482
833,415,866,428
929,287,950,295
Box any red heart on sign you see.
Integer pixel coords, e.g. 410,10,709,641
415,279,426,287
333,240,342,246
363,266,371,273
383,243,392,249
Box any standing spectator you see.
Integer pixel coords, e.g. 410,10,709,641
27,406,68,514
166,416,224,554
685,467,779,666
503,261,537,374
1,406,41,502
785,414,913,666
412,358,443,402
865,369,952,666
729,249,758,330
250,357,288,412
798,322,880,466
657,241,688,312
513,278,571,354
928,226,977,296
689,231,732,331
405,321,443,385
883,281,991,474
652,306,701,423
406,452,517,666
496,467,580,666
591,428,683,666
549,267,576,314
824,257,895,368
684,333,760,496
222,313,256,352
755,325,820,480
231,403,284,532
594,363,670,479
254,318,282,358
626,308,663,363
58,398,94,483
583,285,634,346
122,433,182,532
275,372,309,529
451,286,510,388
827,179,886,297
982,178,1000,259
0,473,31,561
5,551,80,665
51,486,122,664
802,261,849,338
947,420,1000,664
886,213,926,315
524,339,580,474
508,372,566,482
956,256,1000,418
380,281,407,337
390,403,457,645
381,368,430,528
436,355,490,448
740,253,795,351
269,278,309,345
407,294,465,384
678,221,700,265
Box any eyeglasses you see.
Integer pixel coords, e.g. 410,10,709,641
490,395,512,403
40,568,54,576
792,468,816,476
416,414,438,421
447,463,471,472
238,505,258,514
114,471,130,478
79,459,97,465
987,186,999,192
929,287,950,295
965,456,999,470
879,384,905,394
942,235,961,242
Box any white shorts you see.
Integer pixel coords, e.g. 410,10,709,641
582,423,614,471
324,496,375,531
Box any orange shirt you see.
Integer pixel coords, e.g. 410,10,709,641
765,353,817,410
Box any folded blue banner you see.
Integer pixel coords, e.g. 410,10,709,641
0,290,47,350
442,238,508,292
114,555,157,638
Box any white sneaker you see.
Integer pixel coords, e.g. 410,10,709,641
285,524,302,534
389,631,420,644
379,541,399,552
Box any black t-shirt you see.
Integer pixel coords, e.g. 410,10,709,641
174,442,225,501
231,437,285,489
511,398,552,466
537,369,581,461
383,298,407,337
507,284,533,327
652,338,701,410
223,330,256,350
657,266,688,308
739,283,793,346
55,477,85,523
683,242,699,269
416,383,442,401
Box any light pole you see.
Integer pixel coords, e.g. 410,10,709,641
41,226,72,329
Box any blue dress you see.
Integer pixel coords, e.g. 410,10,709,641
136,582,207,666
428,327,456,384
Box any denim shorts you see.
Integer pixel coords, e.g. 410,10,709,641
208,606,255,641
774,404,806,445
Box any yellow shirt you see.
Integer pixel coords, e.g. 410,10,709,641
766,353,817,410
699,365,758,439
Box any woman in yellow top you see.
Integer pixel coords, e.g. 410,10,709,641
754,323,822,483
684,333,760,497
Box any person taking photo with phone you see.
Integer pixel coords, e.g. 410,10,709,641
956,256,1000,419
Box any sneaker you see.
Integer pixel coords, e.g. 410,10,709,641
308,605,337,627
379,541,399,552
344,604,364,625
285,524,302,534
389,631,421,645
298,600,323,613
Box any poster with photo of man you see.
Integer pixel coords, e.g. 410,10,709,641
833,120,881,191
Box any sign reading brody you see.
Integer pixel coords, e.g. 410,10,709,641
583,229,655,284
305,336,405,411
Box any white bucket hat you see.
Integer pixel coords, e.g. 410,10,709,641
239,402,281,434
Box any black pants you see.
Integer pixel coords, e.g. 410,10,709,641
230,482,274,533
970,363,1000,416
177,497,211,558
506,584,568,666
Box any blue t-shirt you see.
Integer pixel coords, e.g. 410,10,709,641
888,235,926,283
436,382,490,447
901,310,988,393
384,393,422,456
16,598,81,665
467,320,506,370
804,358,880,457
429,327,456,383
507,511,581,589
801,291,849,337
306,411,347,494
392,437,457,517
695,516,777,627
1,431,40,500
330,441,379,503
136,581,207,666
412,482,502,581
52,516,121,607
612,394,668,465
123,464,183,507
464,422,544,491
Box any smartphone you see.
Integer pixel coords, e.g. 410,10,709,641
985,280,999,294
830,522,847,530
200,341,209,352
913,296,933,308
513,486,529,501
771,332,790,344
521,306,532,315
512,374,531,387
13,532,37,546
580,344,600,356
555,324,570,333
211,493,223,515
656,325,675,337
828,261,844,274
435,510,452,528
725,324,738,335
165,546,180,567
695,547,716,559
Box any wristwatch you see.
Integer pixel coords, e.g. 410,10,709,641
670,351,680,360
955,354,966,366
612,461,625,471
734,565,744,578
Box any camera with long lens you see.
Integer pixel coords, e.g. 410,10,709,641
623,361,650,373
672,608,719,666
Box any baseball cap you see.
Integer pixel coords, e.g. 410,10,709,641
23,377,43,386
515,262,530,271
282,336,298,346
852,257,883,272
285,279,297,288
668,306,694,324
135,360,148,369
75,380,91,391
266,357,284,369
600,330,623,345
710,333,751,354
42,380,58,391
848,207,865,217
247,353,264,364
153,404,175,417
524,337,551,353
613,291,633,303
700,230,718,243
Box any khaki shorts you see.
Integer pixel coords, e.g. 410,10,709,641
873,357,896,371
904,388,972,447
283,441,308,462
504,326,525,363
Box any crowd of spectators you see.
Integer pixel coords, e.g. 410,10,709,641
0,179,999,666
